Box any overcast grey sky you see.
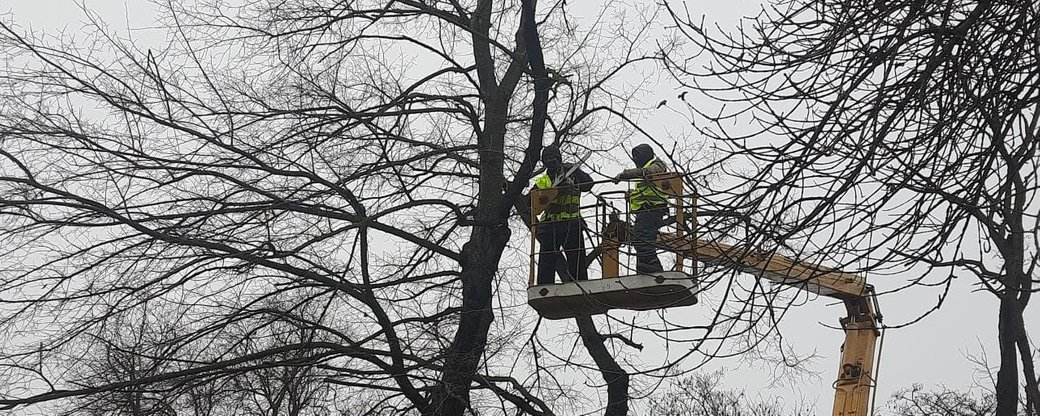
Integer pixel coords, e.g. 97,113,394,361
3,0,1035,414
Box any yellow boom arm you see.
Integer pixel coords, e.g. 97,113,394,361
660,235,880,416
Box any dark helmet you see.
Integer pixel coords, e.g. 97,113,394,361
541,145,563,169
630,144,655,167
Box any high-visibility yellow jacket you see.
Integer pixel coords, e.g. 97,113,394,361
533,164,592,221
621,157,669,211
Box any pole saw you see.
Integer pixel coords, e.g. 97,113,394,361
550,150,593,187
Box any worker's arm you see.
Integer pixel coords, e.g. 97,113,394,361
570,167,594,192
615,159,668,180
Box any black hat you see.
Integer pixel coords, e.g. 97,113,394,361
541,145,562,161
631,144,655,167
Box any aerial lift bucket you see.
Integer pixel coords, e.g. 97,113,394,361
526,174,699,319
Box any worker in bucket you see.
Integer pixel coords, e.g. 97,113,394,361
533,145,594,284
613,143,669,274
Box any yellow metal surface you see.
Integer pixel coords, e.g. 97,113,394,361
656,232,879,416
831,297,879,416
674,188,686,273
530,187,558,218
648,174,683,197
657,235,868,298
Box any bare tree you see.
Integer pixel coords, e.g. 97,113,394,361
647,370,813,416
57,302,329,416
664,0,1040,414
0,0,696,414
56,307,184,416
889,385,1000,416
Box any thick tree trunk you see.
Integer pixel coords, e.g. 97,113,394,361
996,182,1032,416
429,227,511,415
997,296,1021,416
575,317,629,416
429,0,548,411
1017,317,1040,416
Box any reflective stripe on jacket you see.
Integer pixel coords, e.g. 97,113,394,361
628,158,668,211
535,173,581,221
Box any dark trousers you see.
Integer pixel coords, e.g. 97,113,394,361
632,207,666,273
535,219,587,285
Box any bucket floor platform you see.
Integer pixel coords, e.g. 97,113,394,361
527,271,699,319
